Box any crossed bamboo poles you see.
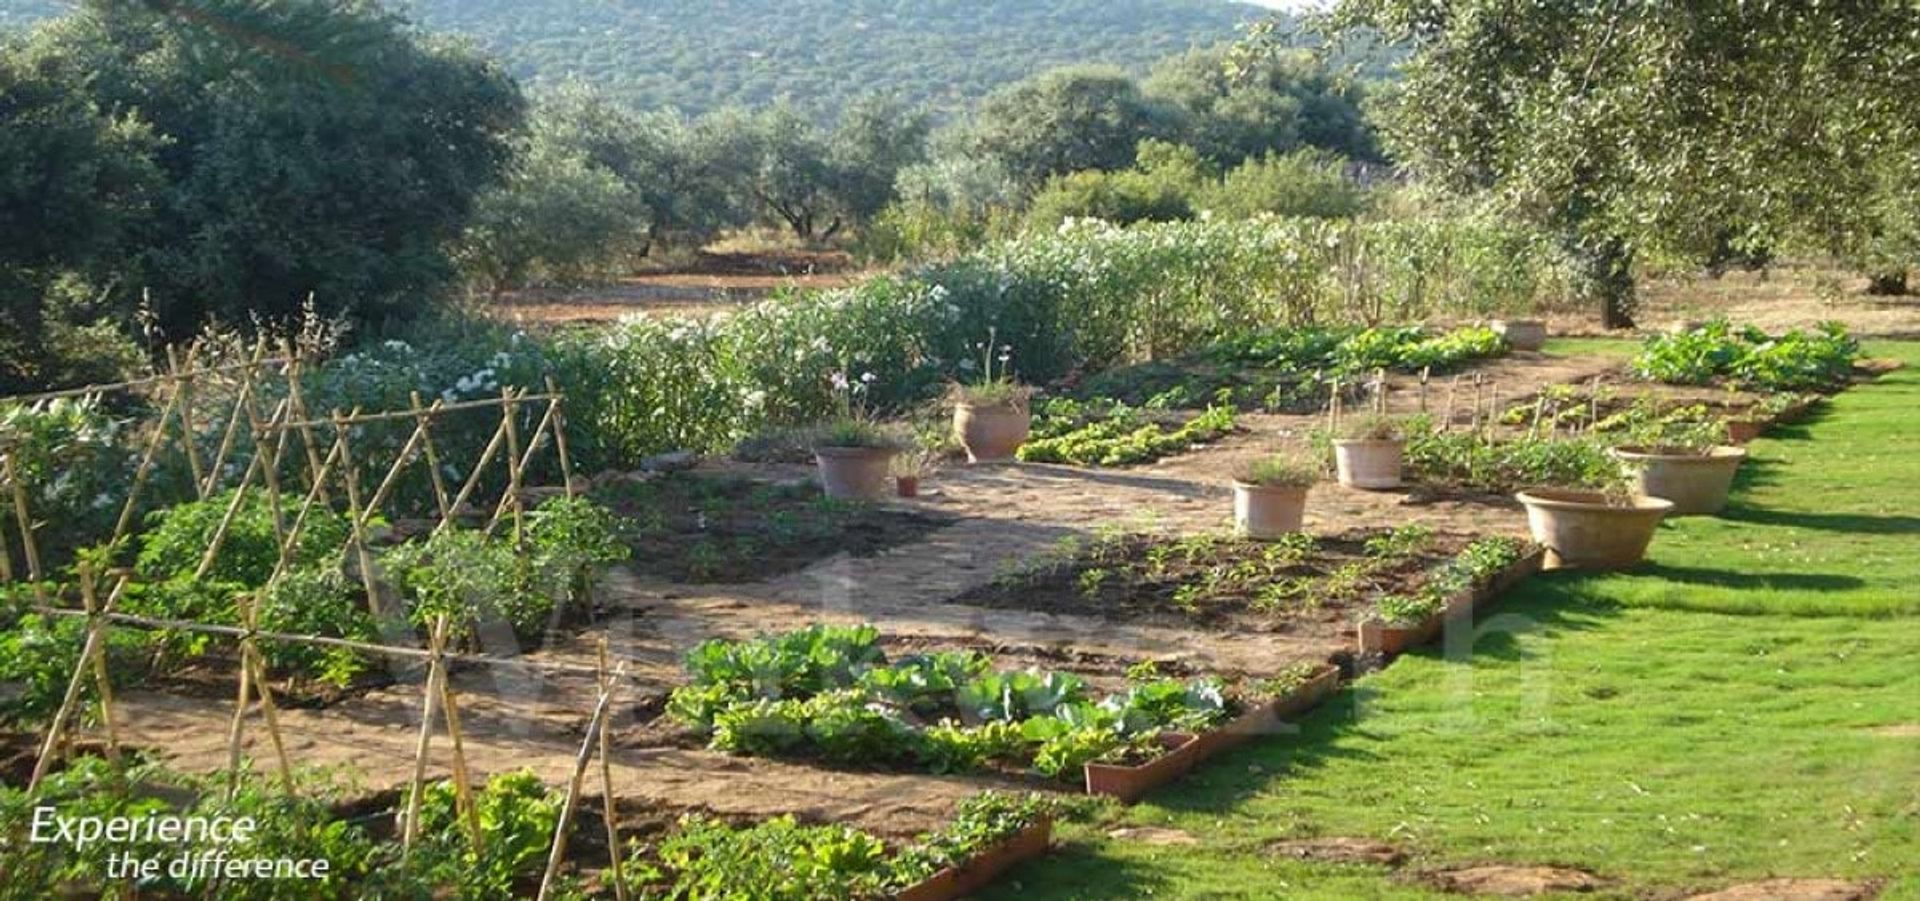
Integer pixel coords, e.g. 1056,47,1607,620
2,341,631,898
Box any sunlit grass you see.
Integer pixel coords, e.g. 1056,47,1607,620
989,342,1920,899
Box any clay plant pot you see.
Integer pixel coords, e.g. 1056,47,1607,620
1724,420,1765,444
895,475,920,498
1232,482,1308,539
1515,489,1673,569
812,446,897,500
1332,439,1405,490
895,818,1054,901
1493,319,1548,351
1356,615,1441,656
1611,445,1748,515
953,403,1030,463
1083,733,1200,803
1193,666,1342,757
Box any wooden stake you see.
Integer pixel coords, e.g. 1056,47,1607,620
238,595,295,795
545,377,578,499
598,638,628,901
28,574,122,792
1418,366,1431,413
167,346,208,497
401,617,450,855
537,661,624,901
497,388,527,545
1443,376,1459,432
77,565,120,765
333,411,387,620
437,647,483,855
410,391,453,521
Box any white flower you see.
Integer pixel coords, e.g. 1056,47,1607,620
859,372,876,384
829,371,850,391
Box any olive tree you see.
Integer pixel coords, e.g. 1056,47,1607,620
1314,1,1920,327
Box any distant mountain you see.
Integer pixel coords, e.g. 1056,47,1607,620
1,0,1276,117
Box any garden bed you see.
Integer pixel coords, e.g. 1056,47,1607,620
948,526,1473,633
592,472,950,582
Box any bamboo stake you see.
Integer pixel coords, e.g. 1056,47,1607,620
0,505,13,583
167,346,208,497
360,416,435,529
1418,366,1431,413
245,396,293,549
30,576,120,791
1373,368,1387,415
544,377,578,499
224,622,256,800
410,391,453,521
497,389,527,544
1469,375,1484,431
279,393,561,431
537,661,625,901
3,453,41,587
597,638,628,901
272,433,347,580
237,595,295,795
111,385,185,542
332,411,386,620
437,652,483,855
1442,376,1460,432
1,355,292,406
438,413,513,535
401,617,451,855
1327,379,1343,433
281,346,332,505
77,565,120,764
199,355,258,496
192,451,263,581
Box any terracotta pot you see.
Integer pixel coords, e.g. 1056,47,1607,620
1332,438,1405,490
1493,319,1548,351
1356,615,1440,656
895,818,1053,901
895,475,920,498
1724,420,1764,444
1083,733,1199,803
1515,489,1673,569
1611,445,1747,515
953,403,1030,462
1232,482,1308,539
812,446,896,500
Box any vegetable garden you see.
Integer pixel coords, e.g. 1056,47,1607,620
0,309,1902,899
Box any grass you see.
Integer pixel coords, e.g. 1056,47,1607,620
988,341,1920,900
1542,336,1640,358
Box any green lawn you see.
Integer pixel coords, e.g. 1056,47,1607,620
990,342,1920,900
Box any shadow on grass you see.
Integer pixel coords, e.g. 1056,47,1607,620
983,837,1170,899
1717,505,1920,536
1628,561,1867,592
1143,575,1620,815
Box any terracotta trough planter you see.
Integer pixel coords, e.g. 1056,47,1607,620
953,403,1030,463
1333,439,1405,490
1517,489,1672,569
1233,482,1308,539
1083,732,1203,803
895,817,1054,901
813,446,897,500
1612,446,1747,515
1355,545,1547,657
1724,420,1765,444
1185,665,1342,760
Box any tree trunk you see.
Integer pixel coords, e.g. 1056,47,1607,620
1569,234,1637,330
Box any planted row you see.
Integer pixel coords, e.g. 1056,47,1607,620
665,625,1311,780
1631,320,1858,391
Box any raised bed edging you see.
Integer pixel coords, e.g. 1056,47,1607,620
1355,545,1547,657
895,817,1054,901
1083,665,1344,803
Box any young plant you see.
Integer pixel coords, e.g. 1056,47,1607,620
1234,453,1320,488
1336,413,1404,442
950,329,1033,411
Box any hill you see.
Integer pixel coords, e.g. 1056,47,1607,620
1,1,1273,117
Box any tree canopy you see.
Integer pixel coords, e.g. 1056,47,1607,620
1324,0,1920,325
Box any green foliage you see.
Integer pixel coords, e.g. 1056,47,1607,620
253,563,377,687
950,66,1170,189
413,770,563,897
13,0,524,346
1371,592,1441,626
1144,45,1380,166
1403,421,1622,494
136,491,354,590
382,529,551,642
640,814,894,899
1197,150,1370,220
1020,403,1236,467
1325,0,1920,325
1103,677,1230,733
0,397,132,563
1631,321,1859,391
1023,141,1208,229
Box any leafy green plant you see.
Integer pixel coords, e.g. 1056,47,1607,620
1632,320,1859,390
136,490,355,590
1020,401,1235,466
1373,593,1442,626
381,528,558,643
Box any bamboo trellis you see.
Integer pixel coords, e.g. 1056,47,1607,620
0,341,641,887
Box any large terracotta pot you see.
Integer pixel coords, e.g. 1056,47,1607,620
1493,319,1548,351
1611,446,1747,515
953,404,1030,462
1332,438,1405,490
812,446,897,500
1516,489,1673,569
1232,482,1308,539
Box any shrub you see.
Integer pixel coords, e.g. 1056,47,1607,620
0,397,133,566
1234,454,1320,488
1197,149,1368,220
136,491,355,590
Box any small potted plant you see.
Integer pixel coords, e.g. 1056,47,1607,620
1610,417,1747,515
950,330,1033,463
1330,414,1405,490
813,370,906,500
1230,454,1318,539
1492,319,1548,351
892,449,933,498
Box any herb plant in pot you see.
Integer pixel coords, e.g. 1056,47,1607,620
1331,415,1405,490
1611,417,1747,515
1492,319,1548,351
950,334,1032,463
813,370,905,500
1231,454,1317,539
